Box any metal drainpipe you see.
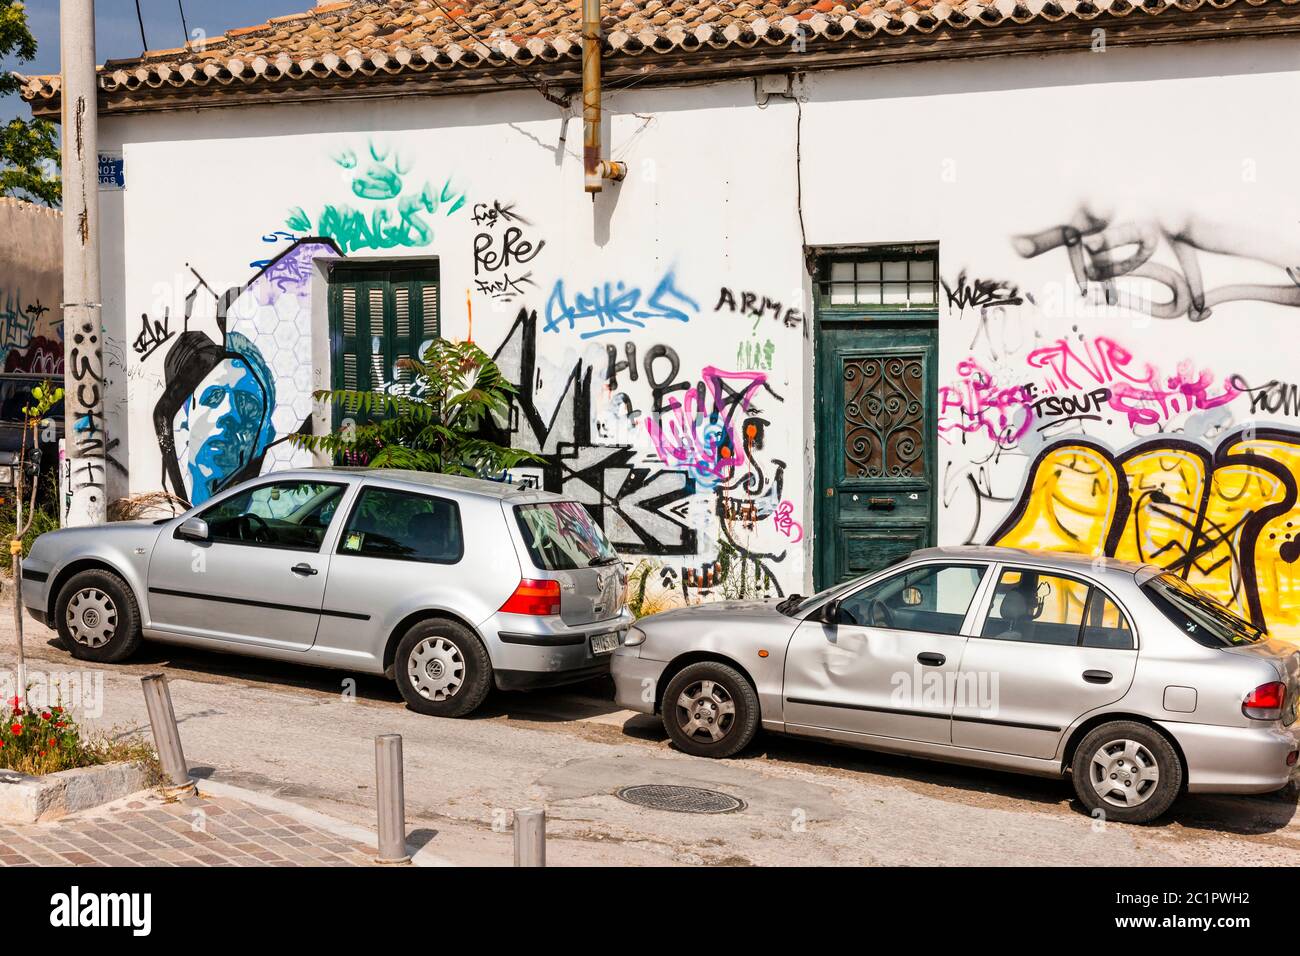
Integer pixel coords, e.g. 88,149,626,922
582,0,626,193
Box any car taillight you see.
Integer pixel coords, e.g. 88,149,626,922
1242,681,1287,721
500,578,561,616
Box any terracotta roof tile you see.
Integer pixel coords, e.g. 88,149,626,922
17,0,1299,107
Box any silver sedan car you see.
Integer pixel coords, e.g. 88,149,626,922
22,468,630,717
612,546,1300,823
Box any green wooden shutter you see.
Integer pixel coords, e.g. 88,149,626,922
328,260,440,411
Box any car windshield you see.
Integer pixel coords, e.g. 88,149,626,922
514,501,618,571
1142,572,1265,648
779,553,912,616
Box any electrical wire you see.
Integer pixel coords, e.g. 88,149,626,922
178,0,191,43
134,0,150,52
424,0,571,109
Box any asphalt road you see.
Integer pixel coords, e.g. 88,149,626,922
3,599,1298,866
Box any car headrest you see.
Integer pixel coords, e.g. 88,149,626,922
1000,589,1030,620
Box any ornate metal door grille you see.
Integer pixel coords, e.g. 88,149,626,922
842,354,925,478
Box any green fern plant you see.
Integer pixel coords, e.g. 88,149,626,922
291,338,541,477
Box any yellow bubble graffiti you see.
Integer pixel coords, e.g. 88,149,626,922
991,431,1300,646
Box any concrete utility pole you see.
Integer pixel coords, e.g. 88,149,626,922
60,0,106,526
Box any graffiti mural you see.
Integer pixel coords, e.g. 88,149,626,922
0,292,61,373
151,239,340,506
286,141,465,254
990,429,1300,642
492,305,793,604
943,203,1300,644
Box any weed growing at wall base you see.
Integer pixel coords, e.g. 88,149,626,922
0,697,160,778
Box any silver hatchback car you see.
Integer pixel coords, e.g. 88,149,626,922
612,546,1300,823
23,468,630,717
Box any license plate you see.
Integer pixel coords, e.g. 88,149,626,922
590,630,621,655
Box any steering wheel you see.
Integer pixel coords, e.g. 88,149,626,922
868,598,895,629
239,512,273,544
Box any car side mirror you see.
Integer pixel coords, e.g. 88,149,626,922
819,598,842,626
176,517,209,542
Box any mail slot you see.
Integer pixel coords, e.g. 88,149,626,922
868,497,895,510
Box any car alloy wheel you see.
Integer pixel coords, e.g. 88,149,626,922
65,587,118,649
1089,738,1160,808
674,678,737,744
407,636,465,702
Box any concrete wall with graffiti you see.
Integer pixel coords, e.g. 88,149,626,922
0,198,61,375
100,34,1300,627
804,38,1300,642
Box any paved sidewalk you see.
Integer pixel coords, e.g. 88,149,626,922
0,790,386,867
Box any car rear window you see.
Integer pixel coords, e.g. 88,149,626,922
514,501,618,571
1142,572,1265,648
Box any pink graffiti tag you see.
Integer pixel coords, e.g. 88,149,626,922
1026,336,1235,427
645,366,768,488
773,500,804,543
938,358,1035,447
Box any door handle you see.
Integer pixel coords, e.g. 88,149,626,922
917,652,946,667
291,563,318,576
1082,669,1113,684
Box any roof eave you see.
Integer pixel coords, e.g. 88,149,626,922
22,5,1300,121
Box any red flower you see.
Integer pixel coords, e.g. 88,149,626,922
48,737,56,746
40,712,50,721
51,706,62,715
0,740,5,748
38,750,45,756
54,721,65,729
10,723,21,735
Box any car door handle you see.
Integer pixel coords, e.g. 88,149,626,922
291,563,318,576
1083,669,1113,684
917,652,946,667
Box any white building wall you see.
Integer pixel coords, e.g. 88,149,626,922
102,35,1300,636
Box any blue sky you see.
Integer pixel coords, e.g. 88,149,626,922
6,0,311,122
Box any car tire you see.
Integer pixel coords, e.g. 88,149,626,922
1070,720,1183,824
54,569,143,664
393,619,492,718
660,661,760,759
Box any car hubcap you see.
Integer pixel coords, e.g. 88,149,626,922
1090,738,1160,808
66,588,117,648
675,679,736,743
407,637,465,701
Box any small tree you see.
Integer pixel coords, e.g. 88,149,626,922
10,381,61,709
0,1,60,206
293,338,540,476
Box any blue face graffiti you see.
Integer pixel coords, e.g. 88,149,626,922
179,334,277,505
151,239,341,507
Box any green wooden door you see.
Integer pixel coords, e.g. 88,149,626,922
814,322,938,588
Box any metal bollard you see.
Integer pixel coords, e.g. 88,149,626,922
140,674,196,798
513,808,546,867
375,734,410,864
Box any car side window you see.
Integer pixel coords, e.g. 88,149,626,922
980,568,1130,648
198,480,346,551
1081,589,1134,650
836,563,986,636
338,487,464,564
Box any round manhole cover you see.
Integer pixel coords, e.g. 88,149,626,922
615,784,746,814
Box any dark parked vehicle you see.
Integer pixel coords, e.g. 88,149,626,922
0,373,63,500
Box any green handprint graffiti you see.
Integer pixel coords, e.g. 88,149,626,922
287,141,466,253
